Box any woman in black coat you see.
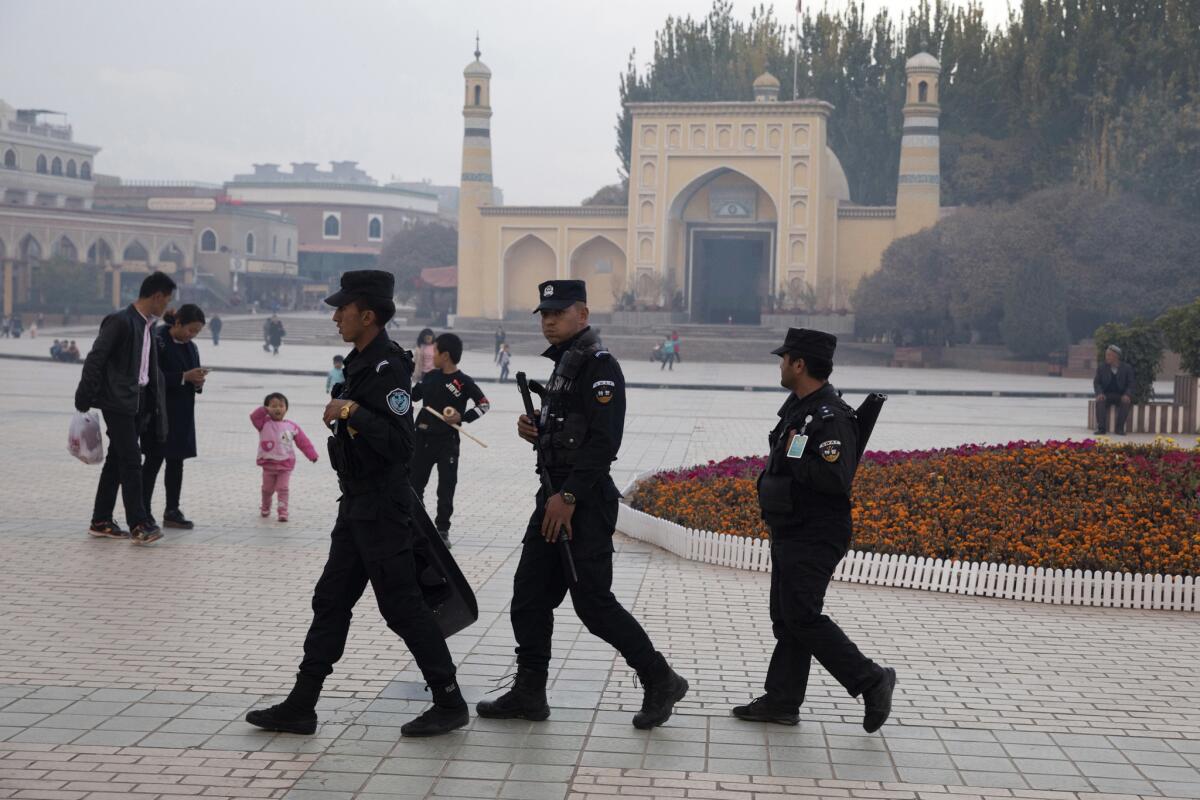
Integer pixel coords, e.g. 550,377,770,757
142,305,207,528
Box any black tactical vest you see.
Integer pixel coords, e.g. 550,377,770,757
538,329,604,472
756,387,855,519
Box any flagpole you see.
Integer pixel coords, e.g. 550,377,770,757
793,0,801,100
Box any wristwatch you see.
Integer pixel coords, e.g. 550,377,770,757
339,402,355,421
561,491,577,506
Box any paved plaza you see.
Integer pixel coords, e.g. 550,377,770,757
1,346,1198,800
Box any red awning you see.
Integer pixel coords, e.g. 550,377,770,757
419,265,457,289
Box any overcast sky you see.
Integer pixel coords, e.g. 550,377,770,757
2,0,1015,205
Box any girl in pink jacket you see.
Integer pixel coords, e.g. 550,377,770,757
250,392,318,521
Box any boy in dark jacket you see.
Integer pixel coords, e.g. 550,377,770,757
74,271,175,545
410,333,489,548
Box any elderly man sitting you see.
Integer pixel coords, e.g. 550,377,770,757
1094,344,1136,435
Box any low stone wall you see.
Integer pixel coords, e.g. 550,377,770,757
617,504,1198,612
609,310,689,327
759,312,855,333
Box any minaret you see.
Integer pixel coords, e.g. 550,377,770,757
894,51,941,237
457,35,493,318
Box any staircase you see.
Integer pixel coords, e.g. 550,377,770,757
212,313,891,365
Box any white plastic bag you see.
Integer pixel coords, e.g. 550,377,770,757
68,410,105,465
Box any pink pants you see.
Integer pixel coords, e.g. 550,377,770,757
261,468,292,516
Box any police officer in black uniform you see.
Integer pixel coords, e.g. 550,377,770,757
246,270,469,738
411,333,490,548
477,279,688,729
733,328,897,732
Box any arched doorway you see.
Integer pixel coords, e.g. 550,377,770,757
159,243,185,271
667,168,778,324
87,239,114,266
18,235,44,307
19,234,42,262
122,240,149,265
54,236,79,261
570,236,626,313
503,234,556,316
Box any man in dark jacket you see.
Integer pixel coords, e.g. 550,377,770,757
246,270,469,738
1094,344,1136,435
476,280,688,731
75,271,175,545
734,328,895,732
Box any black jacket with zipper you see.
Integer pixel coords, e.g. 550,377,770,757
74,304,167,441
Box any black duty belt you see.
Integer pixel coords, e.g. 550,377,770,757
338,477,387,496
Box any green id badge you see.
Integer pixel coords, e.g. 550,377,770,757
786,434,808,459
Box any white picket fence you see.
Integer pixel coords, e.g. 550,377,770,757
617,505,1198,612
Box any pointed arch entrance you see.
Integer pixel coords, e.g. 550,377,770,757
569,235,626,313
503,234,556,316
667,168,778,324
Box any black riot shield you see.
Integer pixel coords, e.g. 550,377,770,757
409,487,478,638
854,392,887,459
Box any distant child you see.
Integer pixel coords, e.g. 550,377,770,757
415,328,436,381
250,392,318,522
410,333,490,547
326,355,345,394
497,343,511,382
659,335,676,371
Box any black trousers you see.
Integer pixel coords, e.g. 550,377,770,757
511,487,659,677
410,433,460,531
141,443,183,514
299,494,457,689
765,517,882,711
1095,393,1131,434
92,407,152,527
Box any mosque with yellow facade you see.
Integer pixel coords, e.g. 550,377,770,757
455,44,943,324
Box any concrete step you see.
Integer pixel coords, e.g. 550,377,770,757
214,320,887,366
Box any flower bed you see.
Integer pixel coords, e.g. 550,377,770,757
628,440,1200,576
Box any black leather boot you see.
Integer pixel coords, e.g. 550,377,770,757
162,509,194,530
245,673,321,735
731,695,800,725
475,668,550,721
400,680,470,737
632,656,688,730
862,667,897,733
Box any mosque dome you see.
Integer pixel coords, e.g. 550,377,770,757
753,71,781,89
464,58,491,78
753,71,781,102
905,52,940,71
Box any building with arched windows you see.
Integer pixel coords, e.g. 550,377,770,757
93,181,300,308
224,160,440,302
0,101,196,315
456,49,947,324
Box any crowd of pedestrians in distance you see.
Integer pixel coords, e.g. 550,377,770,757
51,339,81,362
0,314,23,337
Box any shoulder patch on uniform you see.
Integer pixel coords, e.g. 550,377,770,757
818,404,836,420
819,439,842,462
594,350,610,359
386,388,411,416
592,379,615,404
375,359,389,373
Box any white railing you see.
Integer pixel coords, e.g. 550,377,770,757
617,505,1198,612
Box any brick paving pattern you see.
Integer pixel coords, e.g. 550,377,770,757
1,353,1197,799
